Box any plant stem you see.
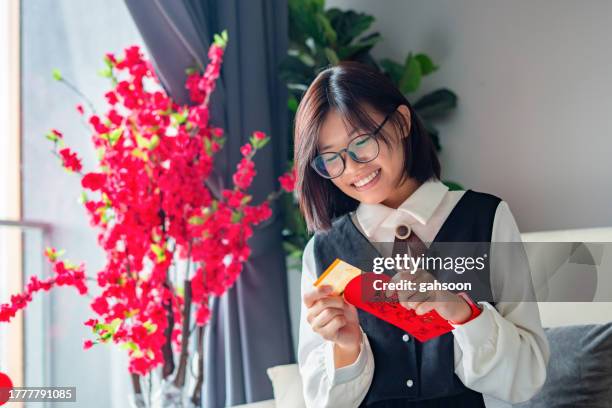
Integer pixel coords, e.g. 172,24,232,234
161,281,176,379
131,373,142,395
58,78,97,115
173,278,192,388
190,325,205,406
173,242,193,388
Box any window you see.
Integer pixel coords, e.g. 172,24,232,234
0,0,23,392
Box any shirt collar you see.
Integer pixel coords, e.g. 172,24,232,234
355,178,449,237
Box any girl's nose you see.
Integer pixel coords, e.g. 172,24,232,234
342,151,363,178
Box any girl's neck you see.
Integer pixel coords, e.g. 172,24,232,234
381,176,422,209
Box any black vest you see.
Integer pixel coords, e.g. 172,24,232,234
313,190,502,407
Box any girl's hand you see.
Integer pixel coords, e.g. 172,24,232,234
303,285,362,350
385,270,472,323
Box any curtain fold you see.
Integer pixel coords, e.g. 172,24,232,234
124,1,293,406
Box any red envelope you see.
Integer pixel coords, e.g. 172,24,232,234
343,272,453,342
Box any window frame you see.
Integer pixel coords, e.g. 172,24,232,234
0,0,23,393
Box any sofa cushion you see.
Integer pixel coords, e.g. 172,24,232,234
266,363,306,408
515,322,612,407
229,399,276,408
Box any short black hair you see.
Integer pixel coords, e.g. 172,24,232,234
294,61,441,232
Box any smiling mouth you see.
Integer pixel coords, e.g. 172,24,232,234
351,168,381,190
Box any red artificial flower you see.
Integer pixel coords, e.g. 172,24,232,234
232,158,256,190
81,172,106,191
239,143,252,157
7,33,280,377
253,131,266,141
105,91,119,106
58,148,83,172
278,166,297,193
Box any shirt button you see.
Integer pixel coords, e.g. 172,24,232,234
402,334,410,342
406,379,414,388
395,224,412,239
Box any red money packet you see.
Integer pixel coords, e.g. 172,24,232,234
343,272,453,342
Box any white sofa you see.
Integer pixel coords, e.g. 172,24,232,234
231,227,612,408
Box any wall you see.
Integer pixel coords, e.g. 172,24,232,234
326,0,612,232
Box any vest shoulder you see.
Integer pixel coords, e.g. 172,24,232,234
312,213,353,246
464,189,503,208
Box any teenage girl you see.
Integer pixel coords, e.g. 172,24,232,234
295,62,549,408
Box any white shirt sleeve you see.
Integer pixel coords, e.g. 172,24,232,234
297,236,375,408
451,201,551,406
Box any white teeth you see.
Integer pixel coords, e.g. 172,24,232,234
353,169,379,187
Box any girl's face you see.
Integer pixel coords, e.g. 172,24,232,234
317,104,415,207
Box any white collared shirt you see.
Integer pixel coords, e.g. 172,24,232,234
297,179,550,408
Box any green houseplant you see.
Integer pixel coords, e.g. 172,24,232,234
280,0,461,262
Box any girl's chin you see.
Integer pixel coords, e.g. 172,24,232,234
353,189,388,204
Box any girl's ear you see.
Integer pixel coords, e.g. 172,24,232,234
397,104,411,138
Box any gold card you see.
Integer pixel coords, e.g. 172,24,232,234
313,258,362,295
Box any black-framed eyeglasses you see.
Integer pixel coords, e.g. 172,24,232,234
310,111,393,179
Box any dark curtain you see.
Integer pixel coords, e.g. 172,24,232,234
124,1,293,406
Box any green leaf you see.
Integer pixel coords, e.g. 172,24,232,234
101,192,112,206
143,321,157,333
399,53,422,94
93,323,106,333
443,180,464,191
324,47,340,65
279,55,314,90
414,53,438,76
255,137,270,150
336,32,381,60
188,215,205,225
135,132,147,149
98,67,113,78
213,29,229,48
148,135,160,150
288,0,326,45
240,195,252,205
79,191,88,205
379,58,404,86
231,211,243,223
150,243,166,262
171,111,187,125
326,8,375,47
110,318,122,333
121,341,139,352
203,137,212,155
413,89,458,118
288,96,299,113
134,132,159,150
44,247,65,262
104,55,114,68
315,13,337,46
45,131,59,142
52,69,62,81
185,67,197,75
131,148,148,161
108,128,122,146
